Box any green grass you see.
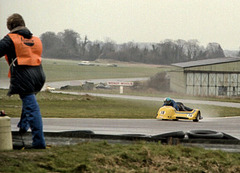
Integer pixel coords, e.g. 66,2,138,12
1,89,240,118
0,58,167,82
42,59,165,82
1,141,240,172
0,89,159,118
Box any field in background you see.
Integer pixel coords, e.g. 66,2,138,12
42,58,168,82
0,58,8,79
0,58,168,82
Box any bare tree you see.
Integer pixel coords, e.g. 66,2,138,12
40,29,227,64
79,36,89,58
204,43,225,58
61,29,80,58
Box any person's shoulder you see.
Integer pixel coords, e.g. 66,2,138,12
13,28,33,39
0,34,13,46
3,34,11,39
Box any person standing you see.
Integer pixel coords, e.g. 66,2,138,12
0,13,46,149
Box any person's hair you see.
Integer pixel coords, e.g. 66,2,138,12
7,13,25,31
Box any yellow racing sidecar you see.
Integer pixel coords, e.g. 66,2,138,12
156,106,202,122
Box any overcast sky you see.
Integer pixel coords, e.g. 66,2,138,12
1,0,240,50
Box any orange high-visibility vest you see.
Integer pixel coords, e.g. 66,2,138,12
5,33,42,77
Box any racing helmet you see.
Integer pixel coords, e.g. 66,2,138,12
164,97,172,105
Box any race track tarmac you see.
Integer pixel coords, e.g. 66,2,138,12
11,116,240,139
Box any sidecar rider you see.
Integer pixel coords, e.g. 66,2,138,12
163,97,179,111
163,97,193,111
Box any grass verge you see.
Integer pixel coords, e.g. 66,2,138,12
1,141,240,172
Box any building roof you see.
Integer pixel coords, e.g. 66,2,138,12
172,57,240,68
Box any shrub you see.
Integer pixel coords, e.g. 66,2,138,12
147,72,170,91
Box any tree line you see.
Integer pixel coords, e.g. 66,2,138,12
40,29,226,65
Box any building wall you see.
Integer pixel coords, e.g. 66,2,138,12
169,67,186,94
169,61,240,97
185,72,240,96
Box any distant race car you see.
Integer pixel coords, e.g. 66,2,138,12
156,104,202,122
45,86,56,92
95,83,111,89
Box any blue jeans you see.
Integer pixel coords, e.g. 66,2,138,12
17,94,46,148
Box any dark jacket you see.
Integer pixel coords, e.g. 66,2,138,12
163,99,179,111
0,28,45,96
